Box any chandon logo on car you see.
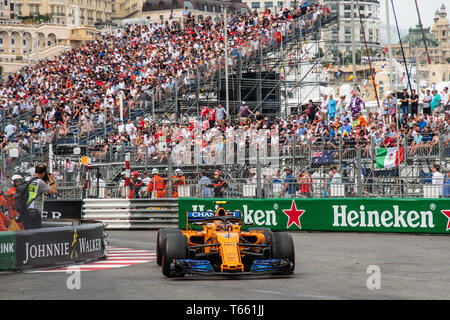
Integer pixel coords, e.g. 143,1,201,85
190,205,277,226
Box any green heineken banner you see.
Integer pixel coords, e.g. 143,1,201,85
178,198,450,234
0,231,16,271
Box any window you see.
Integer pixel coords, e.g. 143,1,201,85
345,27,351,34
344,12,350,18
251,2,260,9
264,2,273,8
344,5,351,10
277,2,283,8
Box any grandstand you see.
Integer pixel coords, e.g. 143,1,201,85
0,2,449,200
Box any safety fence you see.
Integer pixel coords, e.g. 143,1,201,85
1,132,449,200
82,198,179,229
148,177,449,199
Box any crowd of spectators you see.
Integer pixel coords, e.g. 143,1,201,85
0,2,331,163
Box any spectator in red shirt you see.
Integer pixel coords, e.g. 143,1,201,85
297,168,313,198
208,108,216,128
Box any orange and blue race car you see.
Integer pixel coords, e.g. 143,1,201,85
156,201,295,277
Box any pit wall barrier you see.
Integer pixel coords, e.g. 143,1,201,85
0,222,107,271
178,198,450,234
82,199,178,229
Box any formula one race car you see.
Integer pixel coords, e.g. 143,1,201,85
157,201,295,277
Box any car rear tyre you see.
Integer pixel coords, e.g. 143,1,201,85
157,228,182,266
162,234,188,277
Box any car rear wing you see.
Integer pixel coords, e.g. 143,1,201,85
187,210,241,222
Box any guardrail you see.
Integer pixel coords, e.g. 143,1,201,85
82,198,179,229
0,221,107,271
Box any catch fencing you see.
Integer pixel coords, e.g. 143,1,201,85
1,133,449,199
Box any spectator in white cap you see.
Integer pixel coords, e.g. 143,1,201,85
118,171,127,198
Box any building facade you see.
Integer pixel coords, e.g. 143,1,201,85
7,0,113,26
322,0,381,53
242,0,297,12
0,22,100,75
0,1,13,21
111,0,250,21
430,4,450,64
389,4,450,65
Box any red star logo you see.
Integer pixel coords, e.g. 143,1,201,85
282,200,305,229
441,210,450,231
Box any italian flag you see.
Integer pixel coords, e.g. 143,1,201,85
376,147,404,168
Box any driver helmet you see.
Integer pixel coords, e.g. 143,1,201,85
214,220,226,231
11,174,23,186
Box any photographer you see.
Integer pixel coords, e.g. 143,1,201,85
22,164,58,230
